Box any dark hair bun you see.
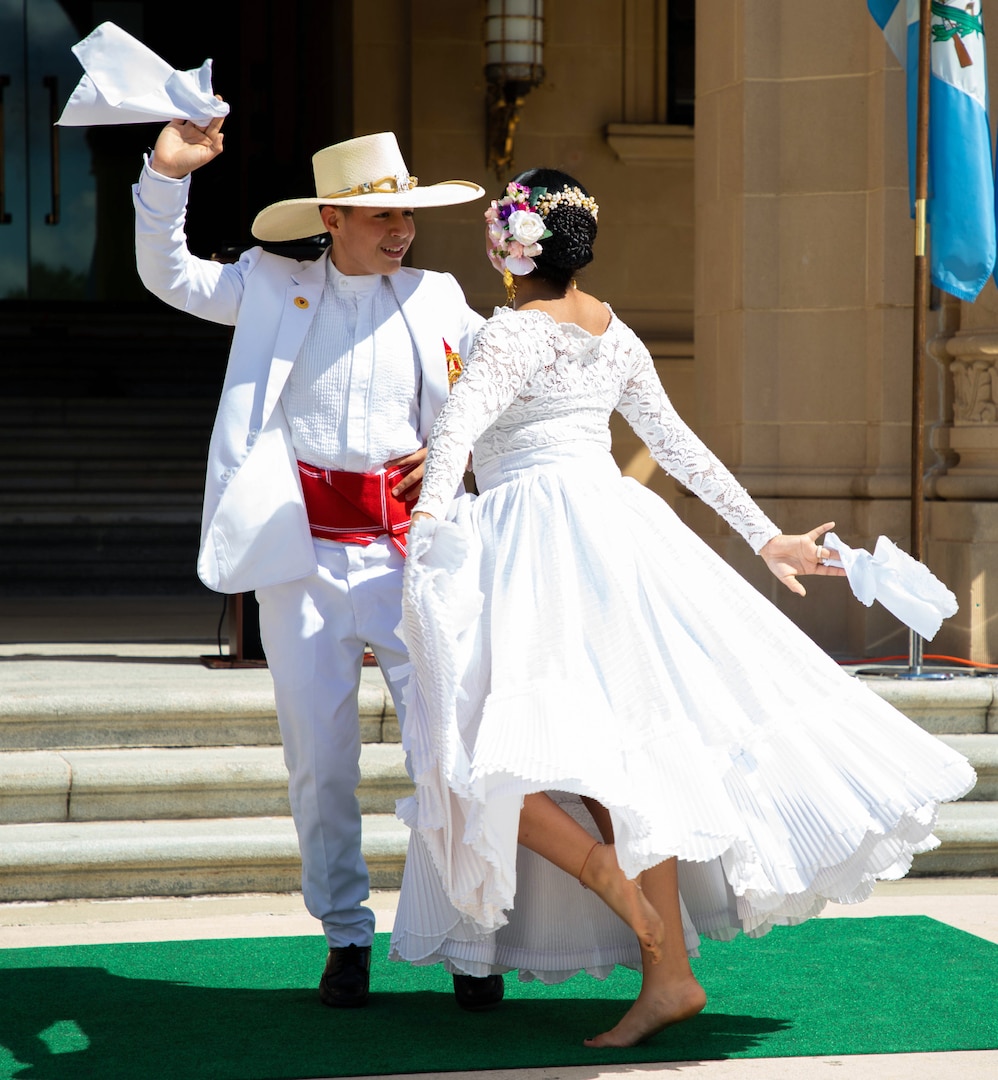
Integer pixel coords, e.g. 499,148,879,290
506,167,598,286
535,203,596,275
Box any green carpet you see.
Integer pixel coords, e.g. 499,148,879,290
1,916,995,1079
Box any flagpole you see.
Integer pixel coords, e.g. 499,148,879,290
908,0,932,675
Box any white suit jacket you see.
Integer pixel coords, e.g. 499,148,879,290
133,163,484,594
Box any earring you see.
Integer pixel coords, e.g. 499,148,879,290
503,268,516,305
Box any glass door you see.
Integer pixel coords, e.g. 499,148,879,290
0,0,96,299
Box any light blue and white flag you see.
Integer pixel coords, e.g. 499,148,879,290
868,0,995,301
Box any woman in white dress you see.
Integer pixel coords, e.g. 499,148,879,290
388,170,975,1046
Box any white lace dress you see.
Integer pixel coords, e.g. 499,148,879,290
387,306,975,983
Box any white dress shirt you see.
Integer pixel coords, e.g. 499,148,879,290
282,256,422,473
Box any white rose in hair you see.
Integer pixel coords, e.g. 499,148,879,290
507,210,546,246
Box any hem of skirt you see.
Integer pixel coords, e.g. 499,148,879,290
388,940,646,984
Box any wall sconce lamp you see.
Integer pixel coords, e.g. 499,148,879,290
484,0,545,178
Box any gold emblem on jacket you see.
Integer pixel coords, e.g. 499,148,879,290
443,339,463,385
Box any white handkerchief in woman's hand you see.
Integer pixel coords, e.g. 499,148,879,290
823,532,958,640
56,22,230,127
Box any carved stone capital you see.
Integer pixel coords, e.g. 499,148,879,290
929,329,998,425
927,328,998,499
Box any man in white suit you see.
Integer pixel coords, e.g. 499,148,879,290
133,115,501,1009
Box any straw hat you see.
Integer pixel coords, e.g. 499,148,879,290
251,132,485,242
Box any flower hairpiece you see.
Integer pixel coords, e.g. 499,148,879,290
535,186,599,222
484,182,552,278
484,182,600,281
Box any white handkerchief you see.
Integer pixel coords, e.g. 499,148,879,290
824,532,958,640
57,22,229,127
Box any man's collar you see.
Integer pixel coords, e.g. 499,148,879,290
326,254,384,293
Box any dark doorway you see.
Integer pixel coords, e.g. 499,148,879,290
0,0,353,597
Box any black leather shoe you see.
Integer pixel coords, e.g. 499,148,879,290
452,973,504,1011
319,944,371,1008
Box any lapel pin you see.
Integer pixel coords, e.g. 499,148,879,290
294,296,309,309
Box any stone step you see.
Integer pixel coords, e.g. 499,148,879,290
852,671,998,734
0,803,991,904
0,815,407,902
0,656,400,750
0,518,206,596
0,328,229,398
0,469,205,495
938,734,998,799
3,653,993,751
0,736,991,828
908,802,998,875
0,390,214,592
0,397,216,429
0,743,411,824
0,433,208,459
0,524,202,589
0,398,211,489
1,646,995,901
0,564,205,598
1,494,202,513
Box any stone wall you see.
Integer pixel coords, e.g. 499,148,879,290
691,1,955,660
350,0,998,663
354,0,698,510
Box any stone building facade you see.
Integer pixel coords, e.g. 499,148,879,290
5,0,997,663
371,1,998,664
688,2,998,666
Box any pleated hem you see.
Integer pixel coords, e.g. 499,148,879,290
392,486,977,975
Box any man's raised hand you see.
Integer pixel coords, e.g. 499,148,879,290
150,107,225,179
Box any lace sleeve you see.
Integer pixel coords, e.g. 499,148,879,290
615,331,780,553
415,312,544,518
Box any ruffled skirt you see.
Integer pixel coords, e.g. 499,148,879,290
389,442,975,982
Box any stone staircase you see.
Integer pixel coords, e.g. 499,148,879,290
0,309,229,597
0,650,996,903
0,397,212,596
0,654,411,901
856,675,998,875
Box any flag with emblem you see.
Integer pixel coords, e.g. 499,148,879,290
868,0,995,300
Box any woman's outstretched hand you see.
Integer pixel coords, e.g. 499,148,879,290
759,521,846,596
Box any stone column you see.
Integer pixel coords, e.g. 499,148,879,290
691,0,941,659
926,326,998,664
931,331,998,501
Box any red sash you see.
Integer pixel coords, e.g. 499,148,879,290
297,461,416,557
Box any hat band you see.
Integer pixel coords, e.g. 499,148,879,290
323,174,420,199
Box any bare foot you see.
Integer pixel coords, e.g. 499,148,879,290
583,977,706,1048
580,844,665,963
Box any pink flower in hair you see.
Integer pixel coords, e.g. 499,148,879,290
483,182,553,278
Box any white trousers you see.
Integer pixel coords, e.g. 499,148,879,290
256,536,408,949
